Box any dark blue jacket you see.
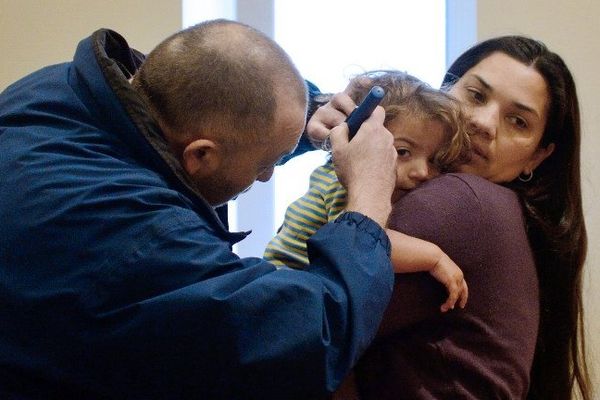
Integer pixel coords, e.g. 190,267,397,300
0,30,393,399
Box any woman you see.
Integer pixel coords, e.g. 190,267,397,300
441,37,590,400
306,36,591,399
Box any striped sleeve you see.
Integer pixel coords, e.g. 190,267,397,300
264,161,348,269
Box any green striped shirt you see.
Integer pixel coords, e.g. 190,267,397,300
264,161,347,269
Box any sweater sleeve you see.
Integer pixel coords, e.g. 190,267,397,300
279,80,330,164
377,174,483,335
355,174,538,399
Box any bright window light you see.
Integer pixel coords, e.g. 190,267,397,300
180,0,449,248
273,0,446,230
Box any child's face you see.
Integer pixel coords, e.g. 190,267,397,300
387,115,447,202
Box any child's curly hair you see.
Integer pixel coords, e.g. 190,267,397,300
347,70,471,171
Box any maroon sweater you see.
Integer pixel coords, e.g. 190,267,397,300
355,173,539,399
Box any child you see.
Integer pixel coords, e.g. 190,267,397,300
264,70,471,312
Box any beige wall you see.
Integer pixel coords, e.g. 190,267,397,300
478,0,600,394
0,0,181,90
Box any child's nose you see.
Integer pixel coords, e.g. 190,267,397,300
408,161,430,182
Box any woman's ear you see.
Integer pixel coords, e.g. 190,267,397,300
181,139,221,177
525,143,555,174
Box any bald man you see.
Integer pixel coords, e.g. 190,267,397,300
0,20,398,398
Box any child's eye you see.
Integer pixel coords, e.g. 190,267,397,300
397,148,411,158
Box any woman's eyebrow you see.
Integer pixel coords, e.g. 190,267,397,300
513,102,541,119
472,74,492,91
472,74,541,119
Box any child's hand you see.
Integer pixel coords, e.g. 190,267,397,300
429,253,468,312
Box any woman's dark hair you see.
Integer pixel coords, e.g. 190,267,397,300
443,36,590,400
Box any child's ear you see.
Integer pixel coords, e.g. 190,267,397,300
181,139,221,178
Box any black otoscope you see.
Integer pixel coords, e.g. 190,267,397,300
346,85,386,139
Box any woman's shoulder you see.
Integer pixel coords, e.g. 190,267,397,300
391,173,523,238
425,173,514,197
414,173,520,211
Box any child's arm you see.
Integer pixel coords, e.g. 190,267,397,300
386,229,468,312
264,185,327,269
264,163,339,269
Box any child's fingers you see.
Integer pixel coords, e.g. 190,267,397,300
459,281,469,309
440,283,460,312
441,277,469,312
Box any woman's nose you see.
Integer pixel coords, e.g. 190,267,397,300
469,104,498,139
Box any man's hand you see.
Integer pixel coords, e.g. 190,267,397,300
329,106,397,228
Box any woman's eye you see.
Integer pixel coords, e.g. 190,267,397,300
467,88,485,104
397,148,411,158
508,115,528,129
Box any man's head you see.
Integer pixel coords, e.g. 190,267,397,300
132,19,307,206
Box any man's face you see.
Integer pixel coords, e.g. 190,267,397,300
194,101,306,207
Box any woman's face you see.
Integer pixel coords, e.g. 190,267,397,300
449,52,555,183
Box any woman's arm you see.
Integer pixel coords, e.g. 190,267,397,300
376,174,484,337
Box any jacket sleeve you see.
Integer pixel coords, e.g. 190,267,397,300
279,80,327,164
80,210,394,399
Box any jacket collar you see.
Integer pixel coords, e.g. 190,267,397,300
74,29,249,243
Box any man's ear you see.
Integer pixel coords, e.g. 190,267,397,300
181,139,222,177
